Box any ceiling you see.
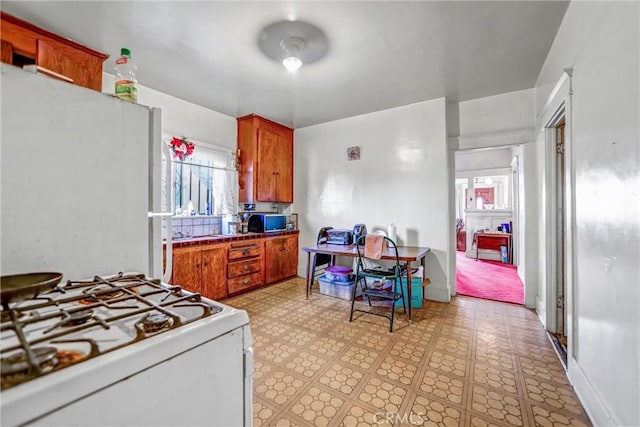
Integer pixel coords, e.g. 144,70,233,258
1,1,569,129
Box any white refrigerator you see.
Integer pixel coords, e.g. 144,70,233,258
1,63,165,281
0,64,252,426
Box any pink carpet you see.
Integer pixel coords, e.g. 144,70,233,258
456,251,524,304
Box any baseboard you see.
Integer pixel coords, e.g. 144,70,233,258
297,266,307,278
536,296,546,328
424,284,451,302
569,359,616,426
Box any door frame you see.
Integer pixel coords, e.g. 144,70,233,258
451,148,520,299
542,68,577,362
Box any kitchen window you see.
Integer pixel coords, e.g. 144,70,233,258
162,136,237,217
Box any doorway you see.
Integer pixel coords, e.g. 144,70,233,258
453,146,524,305
551,118,568,365
540,69,575,369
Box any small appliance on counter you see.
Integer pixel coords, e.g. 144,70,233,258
352,224,367,243
248,213,287,233
239,212,252,234
326,229,353,245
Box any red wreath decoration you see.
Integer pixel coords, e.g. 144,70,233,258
169,136,195,161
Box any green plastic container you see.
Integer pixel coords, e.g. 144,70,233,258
394,277,424,308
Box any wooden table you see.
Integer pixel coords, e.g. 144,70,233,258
302,244,431,321
474,232,512,263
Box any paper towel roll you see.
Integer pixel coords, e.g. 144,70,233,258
387,223,397,247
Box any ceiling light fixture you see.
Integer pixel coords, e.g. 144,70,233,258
258,20,329,73
281,37,305,72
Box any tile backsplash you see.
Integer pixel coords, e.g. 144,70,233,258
162,217,222,240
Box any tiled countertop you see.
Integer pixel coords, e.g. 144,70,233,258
166,230,299,248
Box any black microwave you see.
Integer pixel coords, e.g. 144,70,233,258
248,214,287,233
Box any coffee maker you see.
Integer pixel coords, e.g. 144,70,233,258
352,224,367,242
239,212,251,234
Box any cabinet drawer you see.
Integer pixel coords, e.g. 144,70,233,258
228,258,262,278
229,244,262,261
228,272,262,294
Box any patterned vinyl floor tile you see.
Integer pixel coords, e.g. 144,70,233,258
253,396,281,427
336,401,395,427
427,350,468,378
222,278,592,427
472,363,519,395
418,369,467,407
374,355,420,387
469,384,525,426
405,393,465,427
287,386,347,426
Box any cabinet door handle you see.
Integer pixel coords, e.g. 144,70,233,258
243,265,250,271
243,249,250,256
243,279,250,285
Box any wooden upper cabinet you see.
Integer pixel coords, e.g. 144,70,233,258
0,12,108,91
237,114,294,203
1,39,13,63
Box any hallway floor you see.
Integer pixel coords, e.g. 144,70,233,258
225,277,591,426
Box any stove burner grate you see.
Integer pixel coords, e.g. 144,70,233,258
0,273,224,390
42,309,96,334
81,286,126,303
62,309,94,326
139,312,173,333
1,346,58,387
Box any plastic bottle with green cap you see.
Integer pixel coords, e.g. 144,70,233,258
115,48,137,102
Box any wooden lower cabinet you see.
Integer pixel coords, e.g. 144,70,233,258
172,247,202,293
227,240,264,296
265,234,298,283
201,246,228,300
172,244,228,301
171,233,298,299
228,272,262,294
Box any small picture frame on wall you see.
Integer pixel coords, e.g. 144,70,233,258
347,146,360,161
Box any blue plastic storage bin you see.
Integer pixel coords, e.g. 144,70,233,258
318,274,359,300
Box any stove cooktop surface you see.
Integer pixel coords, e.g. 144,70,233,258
0,273,223,390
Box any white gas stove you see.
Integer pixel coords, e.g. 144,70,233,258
1,273,252,426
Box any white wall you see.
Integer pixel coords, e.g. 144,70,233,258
517,142,538,308
455,147,513,172
459,88,534,135
102,73,236,149
534,2,639,426
293,99,451,301
452,88,536,150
